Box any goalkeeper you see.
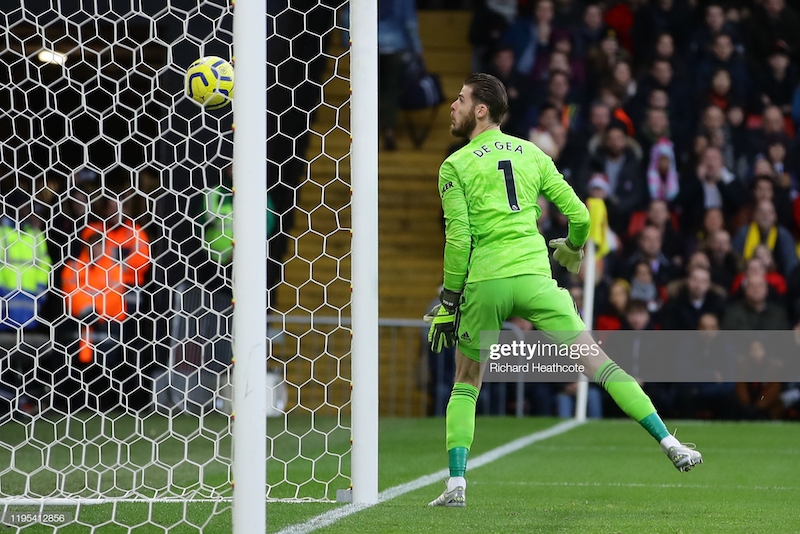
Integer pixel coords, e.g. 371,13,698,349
427,73,702,508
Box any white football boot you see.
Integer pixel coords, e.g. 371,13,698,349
666,442,703,472
428,478,466,507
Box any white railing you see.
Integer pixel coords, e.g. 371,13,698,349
269,315,530,418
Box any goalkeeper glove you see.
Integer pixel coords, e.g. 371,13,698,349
423,288,462,354
548,237,584,274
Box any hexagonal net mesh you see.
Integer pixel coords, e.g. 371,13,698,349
0,0,352,527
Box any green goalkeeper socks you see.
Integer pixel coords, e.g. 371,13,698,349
594,361,669,442
638,413,670,442
448,447,469,478
446,382,479,477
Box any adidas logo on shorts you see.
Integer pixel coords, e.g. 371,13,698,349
460,332,471,341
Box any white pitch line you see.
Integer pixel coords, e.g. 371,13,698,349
531,444,800,455
276,419,584,534
489,481,798,491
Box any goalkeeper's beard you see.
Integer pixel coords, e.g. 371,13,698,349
451,107,477,138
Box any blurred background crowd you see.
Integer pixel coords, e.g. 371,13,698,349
427,0,800,421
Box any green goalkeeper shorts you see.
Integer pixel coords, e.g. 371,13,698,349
456,274,585,362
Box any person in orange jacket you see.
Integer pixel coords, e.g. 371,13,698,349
62,198,151,365
81,197,151,288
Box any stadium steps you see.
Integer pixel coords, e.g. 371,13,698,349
273,11,471,416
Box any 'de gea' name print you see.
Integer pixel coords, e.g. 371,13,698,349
472,141,524,158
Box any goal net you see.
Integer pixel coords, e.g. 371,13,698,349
0,0,356,529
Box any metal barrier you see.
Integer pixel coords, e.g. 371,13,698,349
0,316,528,419
269,316,528,418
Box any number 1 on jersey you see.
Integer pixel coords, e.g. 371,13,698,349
497,160,520,212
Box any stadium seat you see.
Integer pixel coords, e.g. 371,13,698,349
627,211,649,238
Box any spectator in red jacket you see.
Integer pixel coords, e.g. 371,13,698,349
596,279,631,330
730,248,787,298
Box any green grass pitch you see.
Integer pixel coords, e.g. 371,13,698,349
272,418,800,534
1,416,798,533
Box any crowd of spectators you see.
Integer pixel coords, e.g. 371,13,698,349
453,0,800,420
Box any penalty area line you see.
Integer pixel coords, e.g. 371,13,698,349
276,419,585,534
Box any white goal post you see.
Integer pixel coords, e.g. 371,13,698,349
349,0,379,506
231,0,267,531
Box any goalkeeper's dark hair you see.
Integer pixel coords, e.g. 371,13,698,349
464,73,508,125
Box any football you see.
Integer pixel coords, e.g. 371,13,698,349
185,56,235,110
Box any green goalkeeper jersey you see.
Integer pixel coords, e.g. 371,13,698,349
439,129,590,291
